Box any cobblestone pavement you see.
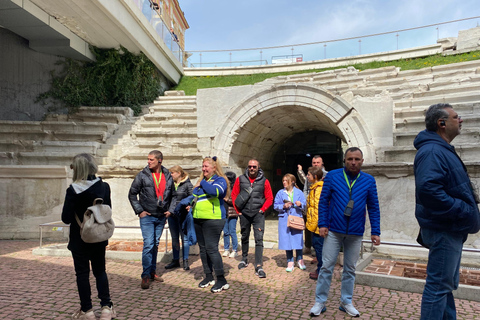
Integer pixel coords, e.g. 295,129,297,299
1,240,480,320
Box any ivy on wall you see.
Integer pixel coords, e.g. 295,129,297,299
37,46,163,115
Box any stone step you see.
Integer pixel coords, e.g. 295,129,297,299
130,131,197,141
380,144,480,163
77,106,134,117
394,102,480,119
149,105,196,114
0,130,111,143
142,114,197,121
394,91,480,109
395,114,480,132
0,120,118,134
152,98,196,106
0,151,81,165
45,113,126,124
139,120,197,129
394,129,480,147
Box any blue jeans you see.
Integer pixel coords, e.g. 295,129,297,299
168,215,190,260
286,249,303,262
312,233,324,273
139,214,166,278
315,231,362,305
420,228,466,320
223,217,238,251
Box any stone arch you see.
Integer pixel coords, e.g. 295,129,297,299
214,83,375,171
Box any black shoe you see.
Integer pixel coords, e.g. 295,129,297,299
165,259,180,269
238,260,248,270
183,259,190,271
198,277,215,288
211,278,230,293
141,277,150,289
255,266,266,278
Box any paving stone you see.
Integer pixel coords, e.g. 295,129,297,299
2,240,480,319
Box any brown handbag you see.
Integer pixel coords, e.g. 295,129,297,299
287,214,305,230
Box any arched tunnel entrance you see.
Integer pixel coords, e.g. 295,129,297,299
213,83,375,196
271,130,343,192
226,104,346,195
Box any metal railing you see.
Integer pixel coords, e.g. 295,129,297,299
360,239,480,259
38,221,170,252
187,16,480,68
132,0,183,65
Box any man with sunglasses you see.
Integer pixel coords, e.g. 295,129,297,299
414,103,480,319
231,159,273,278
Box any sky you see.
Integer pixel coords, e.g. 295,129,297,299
178,0,480,67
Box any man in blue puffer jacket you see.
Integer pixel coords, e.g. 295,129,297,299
414,103,480,320
310,147,380,318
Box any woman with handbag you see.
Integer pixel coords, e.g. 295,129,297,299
61,153,116,320
223,171,239,258
274,173,307,272
165,165,193,270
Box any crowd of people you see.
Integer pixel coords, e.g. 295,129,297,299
61,103,479,319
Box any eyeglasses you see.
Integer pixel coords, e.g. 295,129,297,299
248,165,258,169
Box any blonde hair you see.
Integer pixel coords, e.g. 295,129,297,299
169,165,187,179
200,157,230,198
283,173,296,187
71,153,98,183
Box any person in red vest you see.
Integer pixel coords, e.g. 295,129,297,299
231,159,273,278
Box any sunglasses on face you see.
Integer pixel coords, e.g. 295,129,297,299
248,165,258,169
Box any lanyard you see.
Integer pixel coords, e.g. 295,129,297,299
287,190,294,203
343,170,360,197
153,172,162,191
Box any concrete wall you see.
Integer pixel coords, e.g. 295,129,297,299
0,27,65,121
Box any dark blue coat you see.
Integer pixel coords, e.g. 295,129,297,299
318,168,381,236
414,130,480,234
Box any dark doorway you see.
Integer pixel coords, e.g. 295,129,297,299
270,131,343,193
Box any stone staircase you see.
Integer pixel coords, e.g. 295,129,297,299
264,59,480,164
96,92,203,178
0,94,203,179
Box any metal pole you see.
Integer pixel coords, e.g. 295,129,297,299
324,43,327,59
199,53,202,67
396,33,399,50
260,50,262,65
359,39,361,55
229,52,232,67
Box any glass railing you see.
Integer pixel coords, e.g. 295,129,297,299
132,0,183,65
187,16,480,68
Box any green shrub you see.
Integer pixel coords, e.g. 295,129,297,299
37,46,162,115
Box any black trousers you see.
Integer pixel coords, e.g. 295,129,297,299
71,246,112,312
304,214,312,249
239,212,265,267
194,218,225,277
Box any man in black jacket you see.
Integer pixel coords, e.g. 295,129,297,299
129,150,174,289
231,159,273,278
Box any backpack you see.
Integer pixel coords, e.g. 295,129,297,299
75,198,115,243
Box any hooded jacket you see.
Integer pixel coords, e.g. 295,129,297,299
414,129,480,234
306,180,323,234
61,177,111,252
128,165,173,217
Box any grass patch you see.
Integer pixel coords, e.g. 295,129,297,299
173,51,480,96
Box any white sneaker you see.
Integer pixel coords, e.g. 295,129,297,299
229,251,238,258
222,250,230,257
72,308,96,320
309,302,326,316
339,302,360,317
100,304,116,320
